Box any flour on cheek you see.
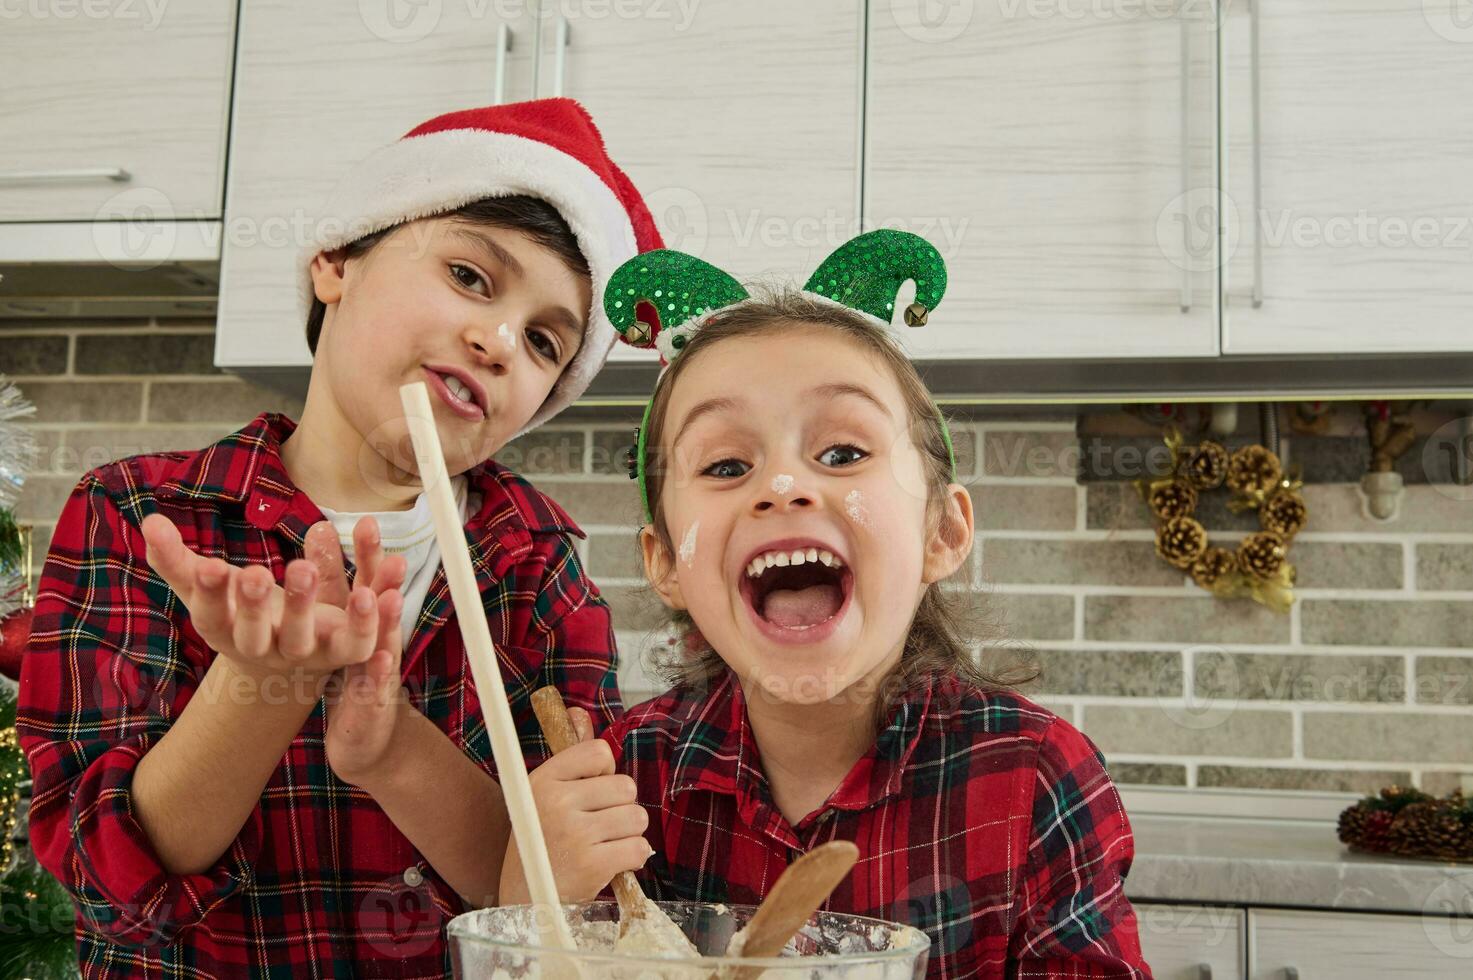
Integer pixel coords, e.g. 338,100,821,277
679,520,699,567
497,321,516,351
845,489,870,527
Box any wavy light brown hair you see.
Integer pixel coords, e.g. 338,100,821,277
637,288,1037,705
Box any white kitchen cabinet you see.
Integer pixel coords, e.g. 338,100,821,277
1135,903,1245,980
541,0,863,364
864,1,1221,360
1248,907,1469,978
0,0,236,222
216,0,537,369
1221,0,1473,355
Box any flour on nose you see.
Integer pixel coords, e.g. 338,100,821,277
679,520,699,566
845,489,870,527
771,474,794,495
497,321,516,351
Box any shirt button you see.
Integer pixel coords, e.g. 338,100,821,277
402,865,424,888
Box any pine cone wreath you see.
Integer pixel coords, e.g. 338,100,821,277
1149,479,1199,521
1261,489,1308,540
1386,800,1461,858
1238,531,1287,580
1156,516,1208,569
1226,444,1283,496
1338,805,1396,852
1190,547,1239,591
1183,440,1230,490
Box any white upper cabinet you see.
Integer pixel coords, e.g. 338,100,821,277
864,1,1221,360
1221,0,1473,355
0,0,236,223
539,0,863,362
216,0,537,369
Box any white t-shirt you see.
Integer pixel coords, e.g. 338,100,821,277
316,476,480,648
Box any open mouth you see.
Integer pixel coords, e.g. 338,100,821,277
739,543,853,640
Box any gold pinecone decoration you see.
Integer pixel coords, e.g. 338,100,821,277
1387,798,1469,859
1261,489,1308,540
1238,531,1287,580
1226,444,1283,496
1190,547,1239,590
1156,516,1208,569
1183,440,1230,490
1149,479,1199,521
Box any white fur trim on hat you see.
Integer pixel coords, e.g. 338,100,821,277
298,129,639,436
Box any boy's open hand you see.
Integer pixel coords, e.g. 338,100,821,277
140,513,406,688
499,709,653,904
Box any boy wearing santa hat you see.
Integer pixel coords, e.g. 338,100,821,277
18,99,660,977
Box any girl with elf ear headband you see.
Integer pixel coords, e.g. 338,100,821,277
502,231,1153,980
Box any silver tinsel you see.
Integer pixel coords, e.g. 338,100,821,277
0,377,36,618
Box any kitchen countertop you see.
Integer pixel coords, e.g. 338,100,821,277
1124,814,1473,915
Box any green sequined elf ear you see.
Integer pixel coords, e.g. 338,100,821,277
604,249,749,360
803,229,948,327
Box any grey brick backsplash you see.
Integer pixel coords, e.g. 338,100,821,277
1081,704,1294,758
1302,599,1467,648
1414,656,1473,706
982,430,1078,479
1010,647,1183,698
1197,765,1410,794
7,322,1472,798
0,335,68,375
1416,543,1473,592
982,539,1185,587
1291,541,1403,591
1195,651,1405,704
1109,762,1188,786
1085,595,1290,645
148,379,302,423
18,381,143,422
495,428,585,475
1303,712,1473,764
968,483,1077,531
75,332,219,376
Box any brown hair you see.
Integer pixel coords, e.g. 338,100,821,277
638,288,1038,706
304,195,589,355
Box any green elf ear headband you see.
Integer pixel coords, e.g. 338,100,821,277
608,228,956,523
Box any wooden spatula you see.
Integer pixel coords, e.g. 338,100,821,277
725,840,860,977
530,686,699,959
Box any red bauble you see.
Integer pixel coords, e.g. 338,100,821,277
0,606,32,682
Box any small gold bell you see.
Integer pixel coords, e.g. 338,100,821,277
625,320,654,346
903,303,929,327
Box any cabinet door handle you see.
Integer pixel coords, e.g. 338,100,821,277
1249,0,1264,308
1179,9,1193,314
552,16,570,97
1194,965,1213,980
0,167,131,185
493,23,512,104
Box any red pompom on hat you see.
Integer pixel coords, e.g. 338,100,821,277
298,98,663,434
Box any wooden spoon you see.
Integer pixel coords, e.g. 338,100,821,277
725,840,860,977
530,686,699,958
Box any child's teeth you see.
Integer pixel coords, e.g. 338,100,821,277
790,549,805,564
773,552,789,567
806,547,818,563
745,548,845,578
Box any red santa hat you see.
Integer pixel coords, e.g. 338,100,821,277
298,98,662,434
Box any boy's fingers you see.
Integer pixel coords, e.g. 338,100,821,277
231,564,275,659
141,513,197,598
306,522,351,608
372,553,407,597
568,707,594,744
591,802,649,843
278,560,319,660
329,585,379,667
189,557,234,646
542,738,616,780
351,517,383,593
593,837,656,877
374,589,404,666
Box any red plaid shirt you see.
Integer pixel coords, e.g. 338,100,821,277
602,671,1152,979
18,412,622,979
